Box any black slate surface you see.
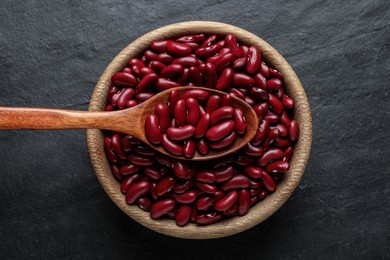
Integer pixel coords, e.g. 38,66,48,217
0,0,389,259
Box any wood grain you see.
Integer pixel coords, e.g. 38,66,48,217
87,21,312,239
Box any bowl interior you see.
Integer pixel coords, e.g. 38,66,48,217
87,21,312,239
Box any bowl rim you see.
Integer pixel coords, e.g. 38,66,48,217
87,21,312,239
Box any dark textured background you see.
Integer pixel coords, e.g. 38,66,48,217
0,0,389,259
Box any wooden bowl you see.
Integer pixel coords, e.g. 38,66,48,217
87,21,312,239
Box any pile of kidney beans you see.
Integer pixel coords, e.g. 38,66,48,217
104,33,299,226
145,89,248,158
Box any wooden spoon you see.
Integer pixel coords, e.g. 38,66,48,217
0,86,258,161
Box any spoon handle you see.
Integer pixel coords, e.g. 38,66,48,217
0,107,128,132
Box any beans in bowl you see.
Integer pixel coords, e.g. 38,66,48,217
104,33,299,226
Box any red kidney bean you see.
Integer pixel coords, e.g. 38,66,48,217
271,123,288,137
196,138,209,155
205,120,235,141
257,148,284,167
244,166,267,180
260,62,270,78
181,89,209,102
275,137,291,148
120,173,142,194
110,89,124,106
183,139,196,158
117,88,135,109
150,40,169,53
111,72,138,87
265,160,290,174
279,112,292,128
267,93,284,115
209,131,237,149
177,34,206,44
238,190,250,216
237,87,248,95
249,87,269,101
152,104,169,134
172,190,197,204
200,34,217,48
132,144,156,156
137,197,152,212
162,134,183,156
223,204,238,217
149,182,158,201
250,188,261,197
204,63,217,89
240,45,248,55
126,99,138,108
145,115,163,145
209,106,234,126
128,154,154,166
289,120,299,141
246,46,262,75
160,64,183,79
260,172,276,192
220,94,233,107
121,136,132,152
204,95,220,114
156,176,176,197
214,53,236,73
137,73,158,93
233,108,246,134
149,60,166,75
221,175,250,191
172,56,200,68
214,68,233,92
196,195,214,211
195,170,216,184
229,88,245,100
262,128,280,150
186,98,201,125
282,96,294,110
232,57,247,71
128,58,145,67
143,167,161,181
206,48,230,64
270,68,284,80
195,212,222,225
235,155,255,167
214,191,238,211
267,78,282,91
150,199,176,219
254,72,267,89
156,78,180,91
110,134,127,160
243,143,264,157
131,65,142,78
119,163,141,175
214,165,234,183
196,44,223,59
251,119,270,146
225,34,238,48
165,91,179,116
211,156,234,169
258,190,267,201
233,73,255,88
110,164,122,181
176,205,192,226
264,112,279,124
156,52,174,65
173,179,192,194
185,42,200,51
250,179,262,189
166,41,192,57
136,92,154,103
167,125,195,141
195,182,217,194
172,160,188,179
105,104,114,111
121,67,132,73
283,146,294,161
144,50,158,61
194,113,210,138
125,180,151,204
173,99,186,127
188,66,203,86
